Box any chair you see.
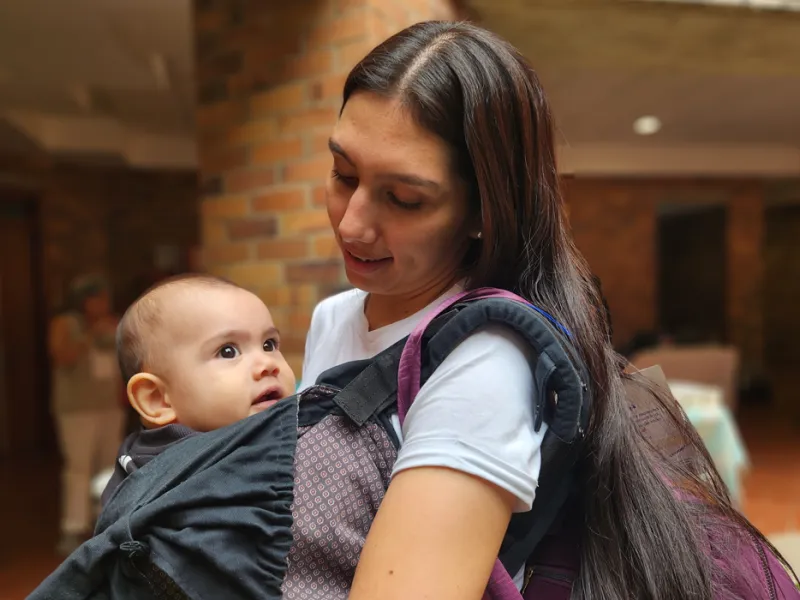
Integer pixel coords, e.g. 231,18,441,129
629,345,740,412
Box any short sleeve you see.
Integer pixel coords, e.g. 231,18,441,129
299,305,321,389
392,325,546,512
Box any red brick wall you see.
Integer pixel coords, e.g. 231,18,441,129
106,169,200,309
565,178,764,376
564,178,658,350
193,3,772,378
764,204,800,384
726,186,764,376
0,155,198,313
193,0,462,374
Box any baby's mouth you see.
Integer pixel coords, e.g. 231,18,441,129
252,388,282,407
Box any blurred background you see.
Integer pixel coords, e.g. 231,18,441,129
1,0,799,596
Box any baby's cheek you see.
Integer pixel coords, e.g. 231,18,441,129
283,370,297,393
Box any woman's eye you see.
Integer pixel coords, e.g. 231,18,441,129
263,338,278,352
217,344,240,359
388,191,422,210
331,169,358,188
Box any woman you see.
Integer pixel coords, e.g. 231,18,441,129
300,21,792,600
48,274,124,555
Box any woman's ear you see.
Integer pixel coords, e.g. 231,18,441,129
127,373,175,427
467,209,484,241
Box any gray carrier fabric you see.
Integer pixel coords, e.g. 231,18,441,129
28,295,590,600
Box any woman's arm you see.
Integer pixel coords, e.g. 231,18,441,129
48,314,86,367
351,325,542,599
350,465,515,600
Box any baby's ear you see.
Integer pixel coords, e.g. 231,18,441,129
127,373,175,427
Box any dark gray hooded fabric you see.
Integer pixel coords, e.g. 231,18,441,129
28,397,298,600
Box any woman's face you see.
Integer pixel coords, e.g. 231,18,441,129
326,92,477,301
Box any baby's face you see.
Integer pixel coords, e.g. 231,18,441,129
158,285,296,432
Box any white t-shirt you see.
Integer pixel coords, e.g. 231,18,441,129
300,287,545,590
299,287,546,513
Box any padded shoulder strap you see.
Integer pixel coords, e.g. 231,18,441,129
395,287,592,598
397,288,589,443
397,288,519,421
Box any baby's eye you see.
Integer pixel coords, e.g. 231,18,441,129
217,344,240,359
263,338,278,352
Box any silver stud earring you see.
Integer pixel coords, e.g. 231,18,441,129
476,231,483,239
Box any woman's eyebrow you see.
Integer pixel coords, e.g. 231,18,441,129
329,138,440,190
383,173,440,190
328,138,354,165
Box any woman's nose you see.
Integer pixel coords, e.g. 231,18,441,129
337,187,378,245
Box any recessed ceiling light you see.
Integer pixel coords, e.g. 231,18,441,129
633,115,662,136
150,53,171,91
634,0,800,12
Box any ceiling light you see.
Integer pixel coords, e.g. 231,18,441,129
633,115,662,136
150,53,171,91
635,0,800,11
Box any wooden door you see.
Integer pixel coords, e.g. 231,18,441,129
658,205,728,344
765,205,800,370
0,192,47,457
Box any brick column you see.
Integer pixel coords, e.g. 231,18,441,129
565,179,658,348
193,0,461,374
727,185,764,379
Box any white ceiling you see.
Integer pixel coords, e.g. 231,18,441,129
0,0,799,174
465,0,800,175
538,67,800,146
0,0,196,168
638,0,800,9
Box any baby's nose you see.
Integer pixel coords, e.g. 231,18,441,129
254,355,280,379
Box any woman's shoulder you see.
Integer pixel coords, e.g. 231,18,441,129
431,324,535,383
413,325,538,420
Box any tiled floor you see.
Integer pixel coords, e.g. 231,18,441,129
0,454,63,599
739,406,800,537
0,407,797,598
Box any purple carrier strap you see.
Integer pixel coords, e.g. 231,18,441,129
396,287,528,423
487,561,528,600
395,287,543,600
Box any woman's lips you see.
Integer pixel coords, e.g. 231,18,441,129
342,249,393,275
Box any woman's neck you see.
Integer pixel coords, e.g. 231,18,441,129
363,279,461,331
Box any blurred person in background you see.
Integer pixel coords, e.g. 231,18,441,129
47,274,124,555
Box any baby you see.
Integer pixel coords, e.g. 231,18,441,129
101,273,296,505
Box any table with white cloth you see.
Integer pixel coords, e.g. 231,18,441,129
667,380,750,508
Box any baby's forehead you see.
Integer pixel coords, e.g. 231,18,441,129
153,283,270,342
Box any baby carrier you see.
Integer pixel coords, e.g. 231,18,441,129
28,289,798,600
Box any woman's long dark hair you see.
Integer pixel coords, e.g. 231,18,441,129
343,21,795,599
